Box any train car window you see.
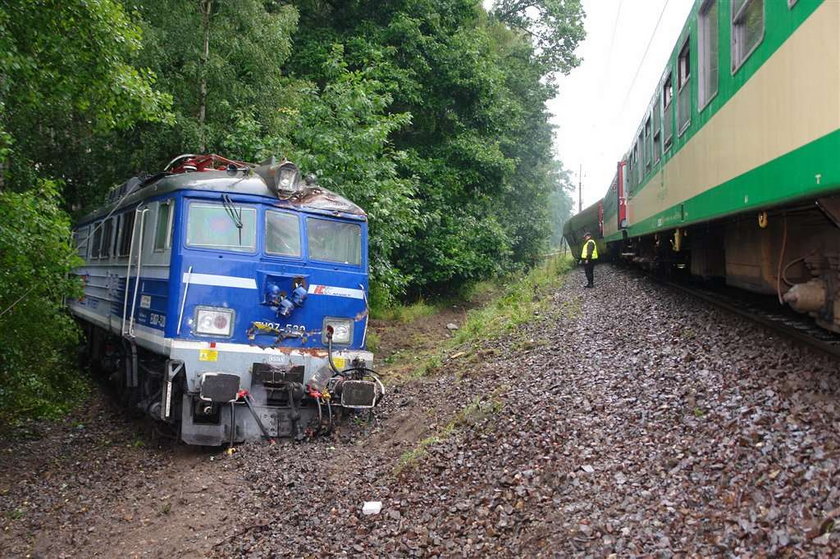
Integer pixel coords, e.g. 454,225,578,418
677,38,691,134
266,210,301,257
114,215,123,256
307,218,361,266
186,202,257,253
644,116,652,169
118,210,135,257
663,72,674,149
652,96,662,163
154,201,174,252
731,0,763,72
636,127,647,177
90,221,103,259
633,143,640,187
698,0,719,109
74,226,90,257
101,218,115,258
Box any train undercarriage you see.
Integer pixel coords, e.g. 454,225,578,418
79,324,384,444
617,196,840,334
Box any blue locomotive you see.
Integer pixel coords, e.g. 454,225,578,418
70,154,383,445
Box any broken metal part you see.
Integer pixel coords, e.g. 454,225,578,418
337,380,378,408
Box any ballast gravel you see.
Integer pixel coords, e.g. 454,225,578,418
215,264,840,557
1,264,838,557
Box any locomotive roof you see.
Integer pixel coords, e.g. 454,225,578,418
82,170,367,223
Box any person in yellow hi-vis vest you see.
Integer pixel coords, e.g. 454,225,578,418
580,232,598,288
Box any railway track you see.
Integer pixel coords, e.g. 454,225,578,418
659,278,840,360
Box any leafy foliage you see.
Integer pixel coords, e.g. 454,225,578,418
0,0,584,420
0,183,85,423
490,0,586,75
125,0,298,170
0,0,172,198
547,162,577,249
290,0,583,295
0,0,170,422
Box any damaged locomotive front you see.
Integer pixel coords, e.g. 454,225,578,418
70,154,384,445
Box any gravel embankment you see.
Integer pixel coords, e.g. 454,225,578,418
216,265,840,556
2,264,838,557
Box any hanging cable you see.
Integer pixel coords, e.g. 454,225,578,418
782,255,807,287
776,213,788,304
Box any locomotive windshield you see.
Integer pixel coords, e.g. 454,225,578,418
306,217,361,265
186,202,257,252
265,210,301,257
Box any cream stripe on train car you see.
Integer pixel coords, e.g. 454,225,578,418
630,1,840,225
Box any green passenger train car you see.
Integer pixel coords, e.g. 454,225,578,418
563,200,605,260
566,0,840,334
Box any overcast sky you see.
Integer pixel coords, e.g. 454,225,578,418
548,0,695,210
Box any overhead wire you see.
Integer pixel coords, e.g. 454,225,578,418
603,0,624,80
617,0,673,116
599,0,624,126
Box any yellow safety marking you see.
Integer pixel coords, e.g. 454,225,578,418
199,349,219,362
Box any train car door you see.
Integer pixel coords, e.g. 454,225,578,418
617,160,627,229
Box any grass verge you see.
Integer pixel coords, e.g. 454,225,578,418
451,254,576,345
379,253,578,381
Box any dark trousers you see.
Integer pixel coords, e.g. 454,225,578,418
583,260,595,286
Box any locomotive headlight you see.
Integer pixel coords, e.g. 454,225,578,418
276,162,300,192
323,318,353,345
195,307,234,337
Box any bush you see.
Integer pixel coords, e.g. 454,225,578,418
0,182,86,425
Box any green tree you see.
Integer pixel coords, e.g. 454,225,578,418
0,0,170,423
126,0,298,169
490,0,586,75
546,162,576,249
289,0,584,295
0,0,171,200
0,183,85,422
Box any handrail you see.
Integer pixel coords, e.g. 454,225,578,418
121,207,141,335
177,266,193,336
359,283,369,348
128,207,149,338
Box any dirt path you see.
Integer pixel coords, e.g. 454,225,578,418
0,397,259,558
0,300,467,558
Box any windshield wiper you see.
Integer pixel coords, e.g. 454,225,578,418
222,194,243,245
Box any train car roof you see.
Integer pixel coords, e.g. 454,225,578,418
80,170,367,223
562,200,601,236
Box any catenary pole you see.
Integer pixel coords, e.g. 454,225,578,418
578,164,582,213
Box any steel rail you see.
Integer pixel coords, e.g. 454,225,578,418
658,279,840,361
